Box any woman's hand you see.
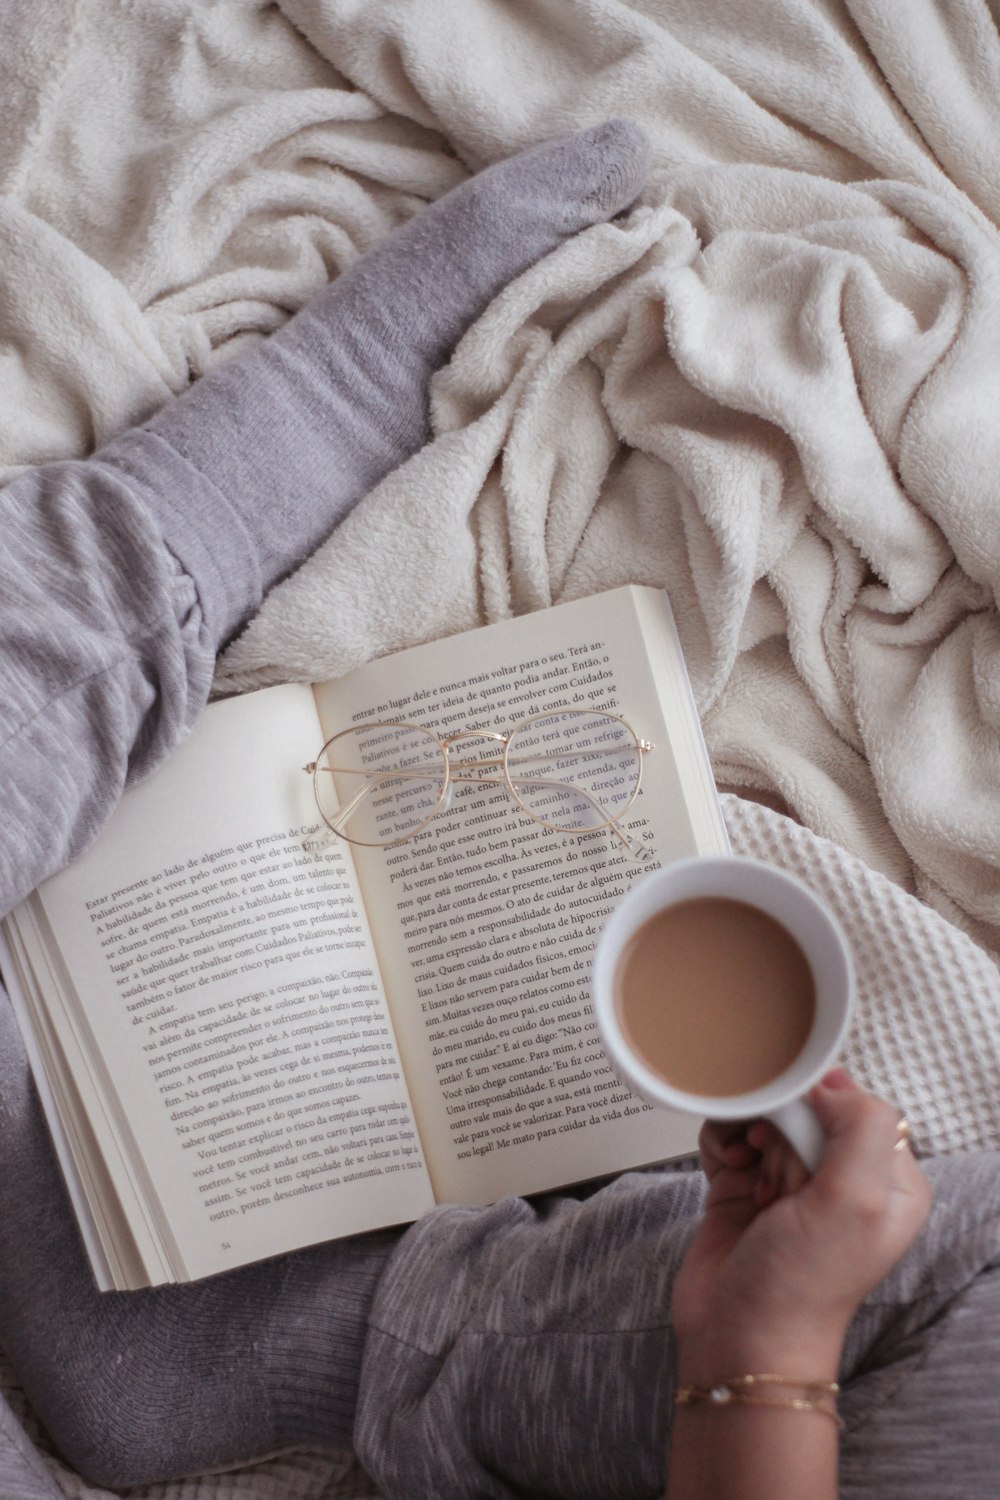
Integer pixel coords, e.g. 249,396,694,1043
671,1069,933,1382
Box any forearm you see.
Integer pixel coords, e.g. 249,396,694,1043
666,1327,844,1500
666,1401,838,1500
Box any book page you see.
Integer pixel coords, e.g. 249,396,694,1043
313,586,729,1204
23,685,433,1284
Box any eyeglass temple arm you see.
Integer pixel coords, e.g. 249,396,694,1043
500,745,653,863
607,814,653,863
302,763,459,856
301,771,393,855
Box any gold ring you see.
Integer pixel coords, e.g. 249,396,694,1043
893,1116,911,1153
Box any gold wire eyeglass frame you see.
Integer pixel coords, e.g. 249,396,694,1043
302,708,655,863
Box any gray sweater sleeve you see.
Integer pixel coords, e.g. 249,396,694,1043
0,439,241,920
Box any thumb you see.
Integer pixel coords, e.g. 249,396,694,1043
806,1069,901,1202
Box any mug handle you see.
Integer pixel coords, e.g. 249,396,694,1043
765,1097,826,1174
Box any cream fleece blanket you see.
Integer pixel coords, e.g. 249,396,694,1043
5,2,1000,1497
206,0,1000,959
225,0,1000,964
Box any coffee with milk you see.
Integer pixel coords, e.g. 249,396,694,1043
614,895,816,1097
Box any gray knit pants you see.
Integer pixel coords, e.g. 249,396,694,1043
356,1157,1000,1499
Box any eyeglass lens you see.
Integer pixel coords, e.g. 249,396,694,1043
313,722,447,847
504,710,641,831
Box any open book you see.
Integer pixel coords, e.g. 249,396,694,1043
0,586,728,1290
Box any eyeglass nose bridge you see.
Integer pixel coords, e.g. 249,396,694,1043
440,727,508,751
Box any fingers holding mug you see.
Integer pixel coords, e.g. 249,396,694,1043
698,1119,759,1177
745,1118,811,1201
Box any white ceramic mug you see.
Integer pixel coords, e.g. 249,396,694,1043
591,855,855,1170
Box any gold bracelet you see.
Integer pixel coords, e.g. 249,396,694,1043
676,1374,843,1429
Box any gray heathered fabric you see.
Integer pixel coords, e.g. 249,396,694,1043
0,1400,65,1500
0,121,653,1491
0,987,398,1489
355,1154,1000,1499
0,454,218,921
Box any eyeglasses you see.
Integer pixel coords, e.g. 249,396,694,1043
302,708,654,862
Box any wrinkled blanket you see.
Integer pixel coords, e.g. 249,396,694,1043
8,0,1000,952
5,1,1000,1496
219,0,1000,962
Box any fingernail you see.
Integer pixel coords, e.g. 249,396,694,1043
819,1067,855,1090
